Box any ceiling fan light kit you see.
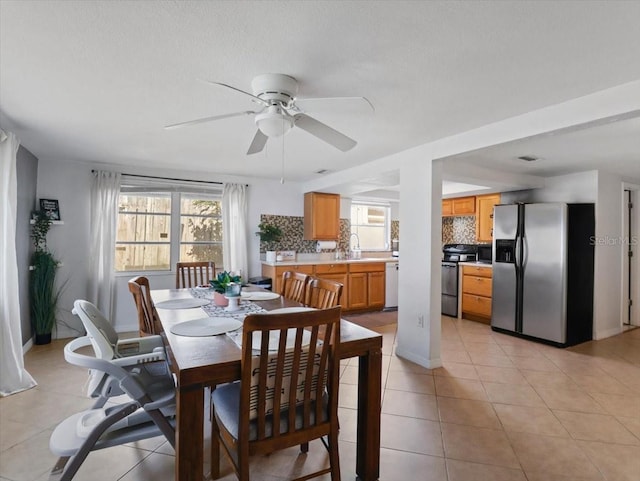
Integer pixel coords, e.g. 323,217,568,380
255,105,293,137
166,73,370,155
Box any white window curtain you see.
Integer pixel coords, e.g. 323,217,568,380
0,130,37,396
222,183,248,278
87,170,121,321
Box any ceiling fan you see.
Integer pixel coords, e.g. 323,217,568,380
165,74,373,155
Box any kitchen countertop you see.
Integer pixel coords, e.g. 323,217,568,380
458,261,493,268
261,257,398,267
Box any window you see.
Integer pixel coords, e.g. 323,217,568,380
115,190,223,272
179,195,223,264
116,193,171,271
350,202,390,251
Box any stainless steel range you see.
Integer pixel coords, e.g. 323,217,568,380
441,244,477,317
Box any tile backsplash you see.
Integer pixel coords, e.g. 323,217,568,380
391,220,399,241
442,216,476,245
259,214,351,254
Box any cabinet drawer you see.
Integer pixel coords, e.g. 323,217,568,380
276,265,315,275
461,265,492,278
315,263,348,275
349,262,385,273
463,275,492,297
462,293,492,317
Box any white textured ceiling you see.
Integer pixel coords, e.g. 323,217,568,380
1,1,640,184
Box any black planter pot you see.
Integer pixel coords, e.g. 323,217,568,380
34,332,52,345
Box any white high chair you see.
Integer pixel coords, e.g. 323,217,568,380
48,300,176,481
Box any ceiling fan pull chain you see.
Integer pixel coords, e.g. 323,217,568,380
280,116,285,184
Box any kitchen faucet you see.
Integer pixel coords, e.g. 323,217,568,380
349,233,361,259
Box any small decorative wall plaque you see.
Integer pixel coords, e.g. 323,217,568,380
39,199,61,221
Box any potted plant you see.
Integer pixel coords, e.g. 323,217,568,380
210,271,242,307
256,222,282,262
29,210,61,344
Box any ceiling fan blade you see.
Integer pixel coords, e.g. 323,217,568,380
247,129,268,155
294,114,357,152
292,96,375,113
199,79,269,107
164,111,256,130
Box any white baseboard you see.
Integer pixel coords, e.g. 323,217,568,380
22,338,33,354
594,325,623,340
394,347,442,369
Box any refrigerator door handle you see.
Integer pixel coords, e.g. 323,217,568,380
514,236,522,269
522,236,528,268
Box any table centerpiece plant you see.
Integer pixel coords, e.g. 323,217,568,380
29,210,62,344
210,271,242,307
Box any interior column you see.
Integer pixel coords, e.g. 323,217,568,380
395,155,443,368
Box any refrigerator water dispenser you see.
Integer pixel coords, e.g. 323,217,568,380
495,239,516,263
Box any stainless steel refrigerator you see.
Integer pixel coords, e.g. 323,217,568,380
491,203,595,347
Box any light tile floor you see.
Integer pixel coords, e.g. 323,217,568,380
1,315,640,481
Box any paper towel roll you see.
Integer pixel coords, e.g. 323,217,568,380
316,240,337,252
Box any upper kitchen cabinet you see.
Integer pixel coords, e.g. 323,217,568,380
442,196,476,217
475,193,501,243
442,199,453,216
303,192,340,240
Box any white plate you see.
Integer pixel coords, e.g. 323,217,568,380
267,307,316,314
244,291,280,301
170,317,242,337
155,298,211,309
240,291,252,299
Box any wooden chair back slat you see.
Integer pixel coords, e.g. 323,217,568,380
280,271,309,304
176,261,215,289
306,277,343,309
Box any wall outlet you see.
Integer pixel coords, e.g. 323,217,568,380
417,314,424,328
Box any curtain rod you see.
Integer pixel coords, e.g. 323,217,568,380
91,170,224,185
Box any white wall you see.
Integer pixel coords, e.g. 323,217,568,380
35,159,306,334
594,171,624,338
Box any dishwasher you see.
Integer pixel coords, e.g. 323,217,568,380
385,261,399,309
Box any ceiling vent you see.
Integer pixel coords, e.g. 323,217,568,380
518,155,539,162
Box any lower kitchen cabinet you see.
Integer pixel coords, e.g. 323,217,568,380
461,265,493,323
348,263,385,310
262,261,385,312
314,263,348,307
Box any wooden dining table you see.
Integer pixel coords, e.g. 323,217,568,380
152,287,383,481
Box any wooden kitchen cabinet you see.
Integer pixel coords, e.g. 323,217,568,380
262,264,315,294
347,263,385,310
461,265,493,323
347,272,368,309
475,193,501,243
262,260,386,312
315,263,348,307
303,192,340,240
442,199,453,216
452,196,476,215
442,196,476,216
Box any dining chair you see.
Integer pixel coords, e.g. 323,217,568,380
128,276,163,336
211,306,342,481
305,277,344,309
176,261,216,288
280,271,310,304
